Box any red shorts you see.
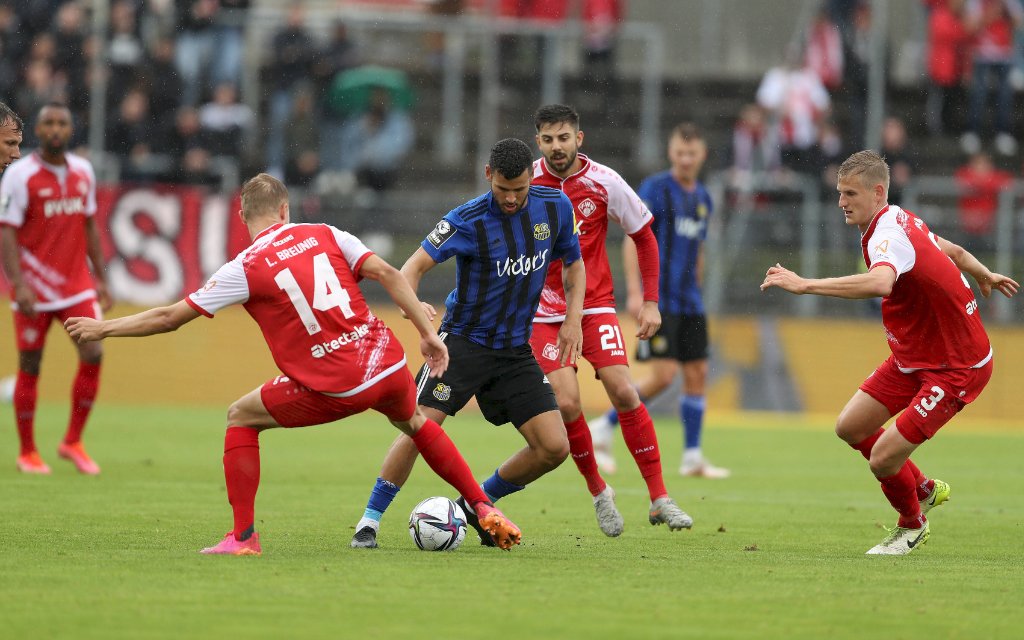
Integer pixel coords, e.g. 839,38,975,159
530,312,630,375
260,366,417,428
859,355,993,445
13,297,101,351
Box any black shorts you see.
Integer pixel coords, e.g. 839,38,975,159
414,332,558,428
636,313,708,363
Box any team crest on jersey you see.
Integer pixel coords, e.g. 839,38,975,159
427,219,456,249
541,343,559,361
533,223,551,240
577,198,597,218
697,203,708,219
433,383,452,402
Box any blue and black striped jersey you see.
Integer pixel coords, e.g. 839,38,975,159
421,186,581,349
638,171,712,315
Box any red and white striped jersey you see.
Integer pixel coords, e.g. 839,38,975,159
0,152,98,311
862,205,991,371
531,154,652,321
187,222,407,396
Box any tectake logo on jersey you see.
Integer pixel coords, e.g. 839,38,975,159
496,249,549,277
577,198,597,218
309,323,371,358
43,197,86,218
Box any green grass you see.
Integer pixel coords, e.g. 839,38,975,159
1,404,1022,639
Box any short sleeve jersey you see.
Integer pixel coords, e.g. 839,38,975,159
532,154,653,321
422,186,581,349
638,171,712,315
861,205,990,371
0,153,98,311
187,223,407,396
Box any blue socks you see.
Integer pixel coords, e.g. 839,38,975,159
481,469,525,503
362,477,401,522
605,408,620,426
681,395,706,450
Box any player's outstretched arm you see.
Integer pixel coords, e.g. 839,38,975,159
558,257,586,366
64,300,201,343
936,236,1020,298
361,253,448,378
761,263,896,299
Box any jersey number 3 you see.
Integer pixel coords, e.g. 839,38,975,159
274,252,355,335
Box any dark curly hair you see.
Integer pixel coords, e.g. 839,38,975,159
488,138,533,179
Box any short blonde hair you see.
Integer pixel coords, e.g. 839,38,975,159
240,173,288,222
837,150,890,192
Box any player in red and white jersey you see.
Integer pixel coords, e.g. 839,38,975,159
528,104,693,536
65,173,522,555
0,103,111,476
762,151,1018,555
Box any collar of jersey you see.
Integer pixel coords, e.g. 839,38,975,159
860,204,891,240
253,222,286,242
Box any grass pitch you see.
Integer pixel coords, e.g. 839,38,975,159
1,404,1021,639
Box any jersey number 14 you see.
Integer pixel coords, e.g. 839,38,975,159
274,252,355,335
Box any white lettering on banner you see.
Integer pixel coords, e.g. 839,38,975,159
106,190,184,304
496,249,549,277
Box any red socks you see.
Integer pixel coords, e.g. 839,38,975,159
564,414,606,496
64,362,101,445
223,426,261,540
850,428,933,501
618,404,667,501
14,371,39,456
878,464,925,529
412,419,490,509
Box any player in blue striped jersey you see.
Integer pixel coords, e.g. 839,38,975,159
350,138,586,548
592,123,730,478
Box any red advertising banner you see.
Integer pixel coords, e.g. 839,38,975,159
93,184,251,305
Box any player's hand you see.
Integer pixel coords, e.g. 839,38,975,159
635,301,661,340
13,283,36,318
403,301,437,321
420,334,449,378
760,263,807,294
557,321,583,367
64,317,104,343
96,280,114,312
978,272,1019,298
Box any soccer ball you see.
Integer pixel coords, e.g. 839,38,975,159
409,496,468,551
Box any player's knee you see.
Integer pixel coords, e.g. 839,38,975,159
834,412,859,444
556,396,582,421
226,401,247,426
608,384,640,412
543,439,570,468
868,450,900,478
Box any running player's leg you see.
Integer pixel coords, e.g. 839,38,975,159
598,363,692,531
12,309,50,473
57,300,103,474
200,382,281,556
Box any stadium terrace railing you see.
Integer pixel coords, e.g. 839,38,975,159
702,171,1023,324
247,6,666,181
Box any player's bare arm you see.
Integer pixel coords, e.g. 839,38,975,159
0,224,35,317
84,216,113,311
935,236,1020,298
65,299,201,343
558,257,585,366
398,247,439,320
360,253,448,378
761,263,896,299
